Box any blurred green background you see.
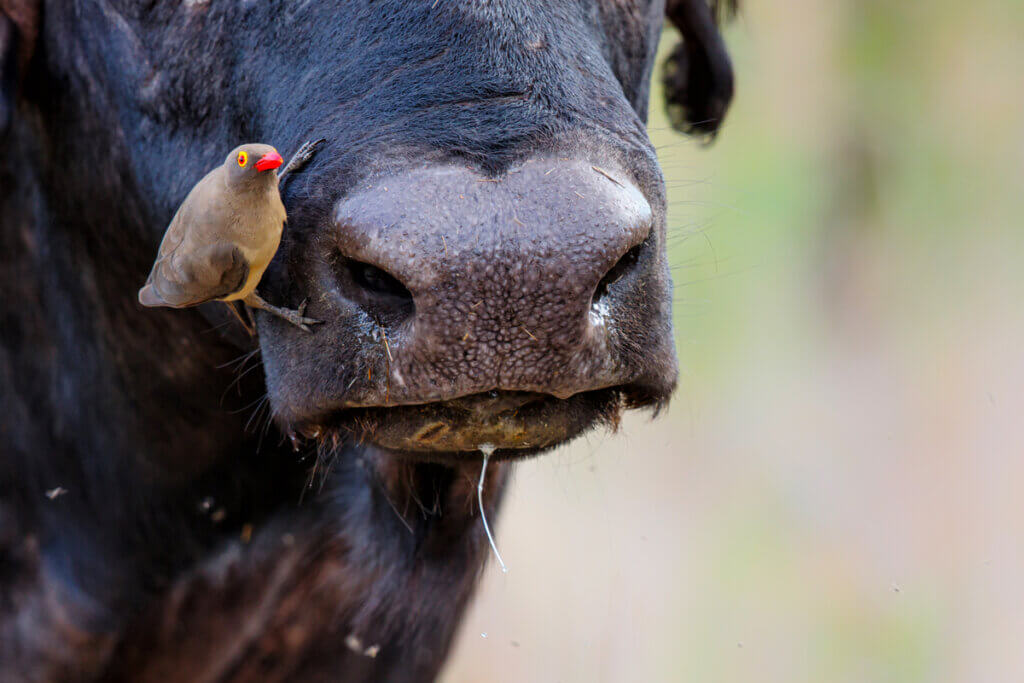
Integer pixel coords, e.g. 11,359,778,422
445,2,1024,681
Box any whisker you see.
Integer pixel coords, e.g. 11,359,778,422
672,264,761,290
216,347,261,370
229,392,269,415
220,360,265,405
244,395,270,432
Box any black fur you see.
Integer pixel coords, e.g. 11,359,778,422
0,1,734,680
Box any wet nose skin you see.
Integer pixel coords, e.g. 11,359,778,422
324,158,655,404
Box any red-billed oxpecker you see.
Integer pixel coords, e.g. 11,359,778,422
138,141,323,331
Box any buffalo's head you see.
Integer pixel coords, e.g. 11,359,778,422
1,0,734,462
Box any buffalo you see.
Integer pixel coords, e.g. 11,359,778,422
0,0,734,680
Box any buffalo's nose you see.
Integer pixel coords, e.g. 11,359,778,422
325,158,654,402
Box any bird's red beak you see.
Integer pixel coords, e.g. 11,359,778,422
254,151,284,172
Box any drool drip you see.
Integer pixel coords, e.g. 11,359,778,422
477,444,508,573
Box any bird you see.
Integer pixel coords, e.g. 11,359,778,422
138,141,324,331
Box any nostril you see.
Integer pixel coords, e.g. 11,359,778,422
334,255,414,322
351,261,407,299
592,242,644,305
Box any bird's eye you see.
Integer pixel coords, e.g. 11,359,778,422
237,151,248,167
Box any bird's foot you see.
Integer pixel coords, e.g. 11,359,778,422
278,138,326,182
269,299,322,332
244,294,322,332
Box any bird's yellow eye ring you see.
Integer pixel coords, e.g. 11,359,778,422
237,151,248,167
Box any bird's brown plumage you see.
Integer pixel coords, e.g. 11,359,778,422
139,143,287,309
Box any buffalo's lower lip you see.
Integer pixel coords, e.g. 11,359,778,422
305,389,626,462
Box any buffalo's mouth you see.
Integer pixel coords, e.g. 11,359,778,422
295,385,661,463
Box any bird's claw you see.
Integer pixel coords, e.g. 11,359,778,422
294,139,325,164
278,139,326,181
244,294,321,332
288,299,322,332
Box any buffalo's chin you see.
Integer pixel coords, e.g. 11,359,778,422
298,387,662,463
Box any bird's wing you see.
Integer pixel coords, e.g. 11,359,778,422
140,167,250,308
139,241,250,308
147,167,227,265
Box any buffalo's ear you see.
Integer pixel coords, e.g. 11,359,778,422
0,0,39,136
662,0,736,141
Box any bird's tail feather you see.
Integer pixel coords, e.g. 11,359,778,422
138,283,166,308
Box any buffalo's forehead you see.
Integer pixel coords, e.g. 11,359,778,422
95,0,655,188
